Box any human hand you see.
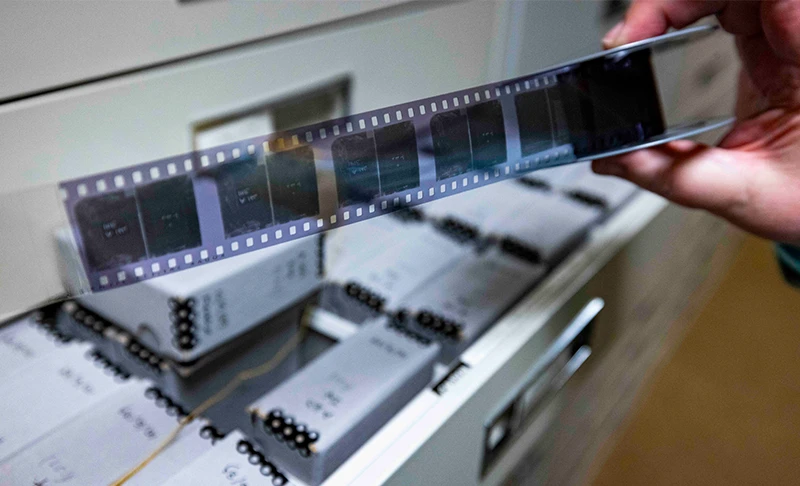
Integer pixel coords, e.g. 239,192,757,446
594,0,800,245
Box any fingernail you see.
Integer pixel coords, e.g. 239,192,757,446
602,21,625,49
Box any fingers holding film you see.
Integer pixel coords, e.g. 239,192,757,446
603,0,724,48
592,141,752,214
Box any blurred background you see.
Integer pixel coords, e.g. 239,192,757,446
1,1,796,485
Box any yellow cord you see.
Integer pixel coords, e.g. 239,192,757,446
110,317,310,486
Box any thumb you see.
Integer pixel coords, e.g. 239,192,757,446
591,140,750,214
602,0,724,48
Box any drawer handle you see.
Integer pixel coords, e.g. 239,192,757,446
481,298,603,476
513,298,602,422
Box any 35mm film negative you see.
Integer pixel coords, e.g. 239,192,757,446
56,25,731,295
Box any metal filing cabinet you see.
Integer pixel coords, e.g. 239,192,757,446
0,1,740,485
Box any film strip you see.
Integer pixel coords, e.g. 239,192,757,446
58,26,732,293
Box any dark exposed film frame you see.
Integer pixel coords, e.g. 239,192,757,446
59,25,731,293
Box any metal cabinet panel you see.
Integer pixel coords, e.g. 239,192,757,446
0,0,411,101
